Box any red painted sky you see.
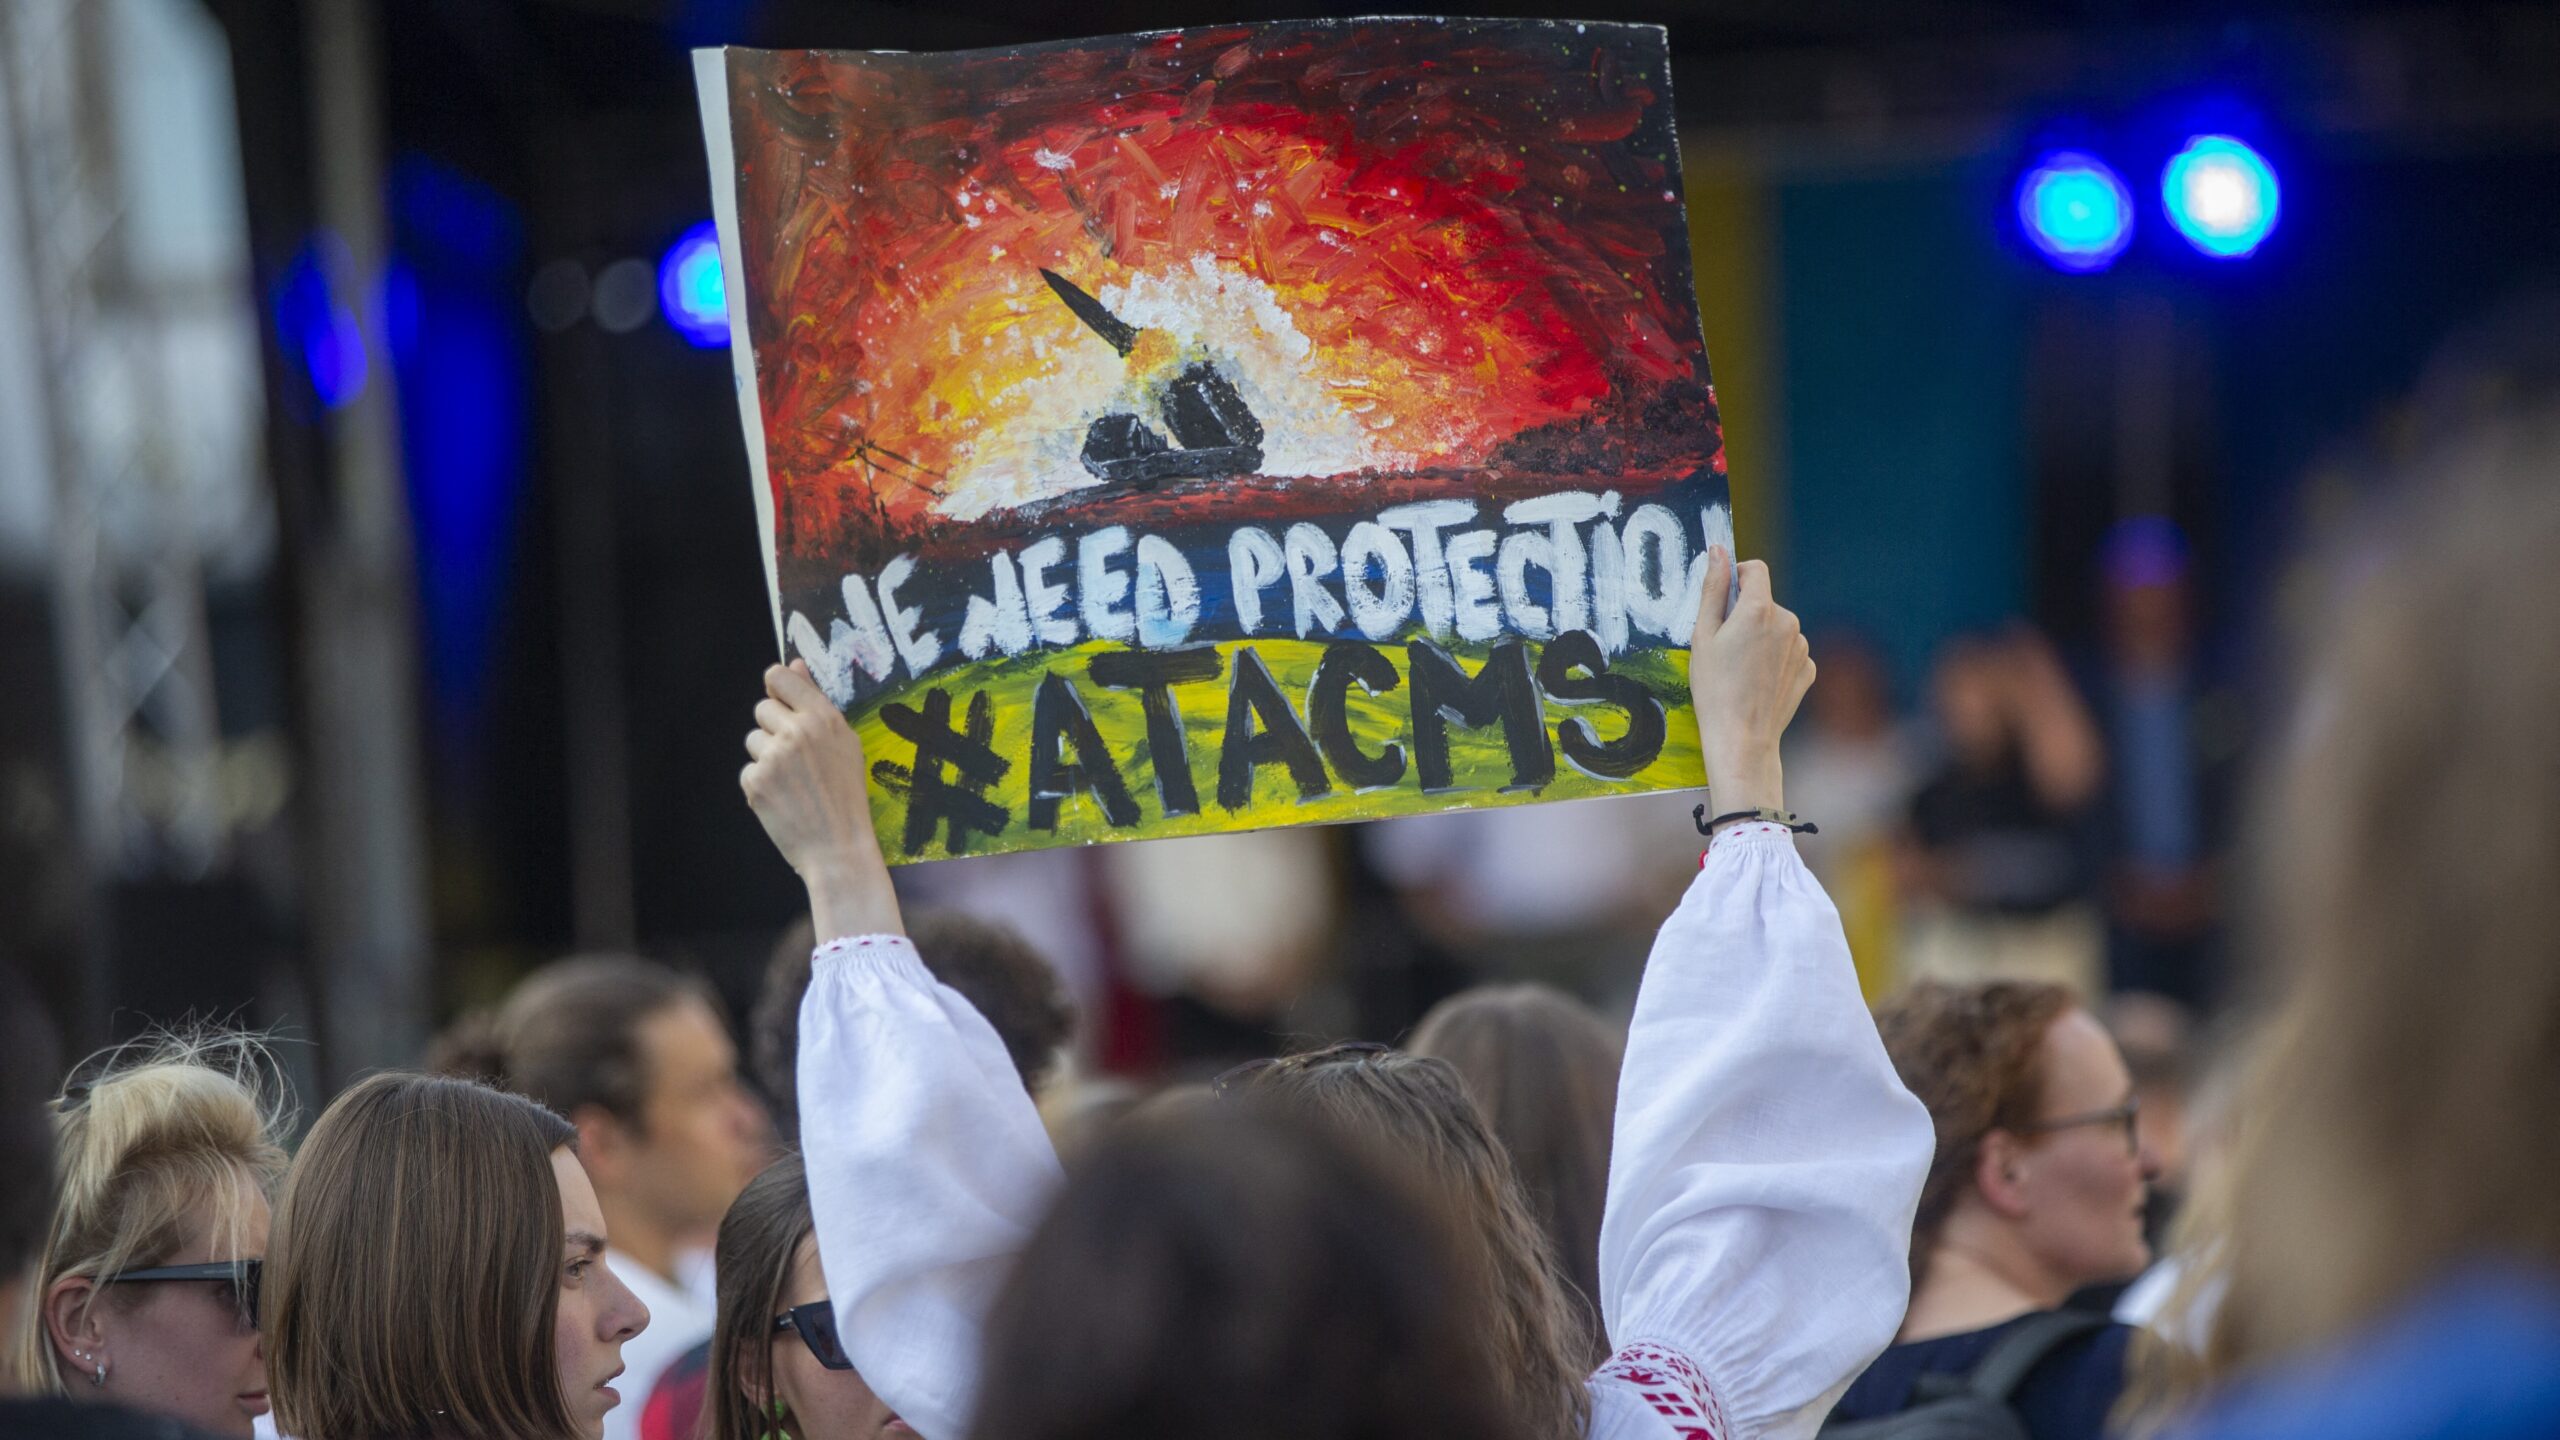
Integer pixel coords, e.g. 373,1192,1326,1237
723,21,1712,554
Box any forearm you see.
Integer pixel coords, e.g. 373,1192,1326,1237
800,837,905,941
1704,748,1784,820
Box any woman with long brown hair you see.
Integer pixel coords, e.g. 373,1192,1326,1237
1220,1043,1598,1435
734,549,1933,1439
1409,982,1625,1364
702,1155,912,1440
264,1072,651,1440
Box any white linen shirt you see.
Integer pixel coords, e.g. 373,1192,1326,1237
603,1246,717,1440
798,825,1933,1440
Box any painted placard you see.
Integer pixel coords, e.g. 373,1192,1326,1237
694,18,1729,864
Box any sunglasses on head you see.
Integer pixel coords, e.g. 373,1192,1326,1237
1210,1040,1392,1099
774,1299,851,1370
107,1259,261,1330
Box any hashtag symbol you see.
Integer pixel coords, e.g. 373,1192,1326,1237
869,687,1011,856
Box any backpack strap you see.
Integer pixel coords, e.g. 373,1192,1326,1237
1964,1310,2113,1403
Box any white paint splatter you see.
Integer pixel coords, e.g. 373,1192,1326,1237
1032,146,1076,171
934,256,1396,520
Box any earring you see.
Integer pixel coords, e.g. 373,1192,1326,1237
91,1358,108,1387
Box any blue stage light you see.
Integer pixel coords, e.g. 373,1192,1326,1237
2162,136,2279,258
658,221,730,347
275,236,369,410
2017,152,2134,272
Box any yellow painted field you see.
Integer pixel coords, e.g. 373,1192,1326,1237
853,633,1705,864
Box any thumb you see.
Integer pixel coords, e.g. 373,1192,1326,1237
1694,545,1733,643
767,661,833,714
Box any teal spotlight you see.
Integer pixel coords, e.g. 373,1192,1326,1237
2162,135,2280,258
2018,151,2135,273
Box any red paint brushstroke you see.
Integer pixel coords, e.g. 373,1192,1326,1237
724,20,1714,562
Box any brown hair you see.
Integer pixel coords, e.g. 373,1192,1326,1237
1874,981,2079,1285
432,955,714,1129
754,909,1074,1137
1408,983,1622,1364
705,1155,814,1440
14,1030,288,1392
266,1072,580,1440
969,1103,1539,1440
1236,1046,1592,1437
2130,406,2560,1417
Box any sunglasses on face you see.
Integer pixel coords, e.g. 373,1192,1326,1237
774,1299,851,1370
2016,1098,2142,1155
107,1259,262,1330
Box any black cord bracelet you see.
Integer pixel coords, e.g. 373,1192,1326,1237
1693,804,1820,837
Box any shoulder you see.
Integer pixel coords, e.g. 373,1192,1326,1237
639,1337,718,1440
2170,1269,2560,1440
1830,1313,2131,1436
2010,1318,2134,1440
0,1398,226,1440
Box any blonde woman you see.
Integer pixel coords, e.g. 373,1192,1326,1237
2129,410,2560,1437
16,1034,288,1438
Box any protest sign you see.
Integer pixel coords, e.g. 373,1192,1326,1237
695,18,1731,863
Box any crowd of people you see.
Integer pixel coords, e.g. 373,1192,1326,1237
5,400,2560,1440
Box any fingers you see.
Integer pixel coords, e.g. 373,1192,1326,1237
1735,557,1773,612
1695,545,1733,640
754,698,791,735
765,661,832,713
745,728,775,762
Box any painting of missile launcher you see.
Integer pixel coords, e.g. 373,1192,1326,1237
1040,268,1265,491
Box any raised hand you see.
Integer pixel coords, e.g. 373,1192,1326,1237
1687,546,1815,820
741,660,905,940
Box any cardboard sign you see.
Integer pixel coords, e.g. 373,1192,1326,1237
695,18,1728,863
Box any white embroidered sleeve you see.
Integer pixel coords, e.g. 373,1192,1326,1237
796,934,1065,1440
1590,825,1935,1440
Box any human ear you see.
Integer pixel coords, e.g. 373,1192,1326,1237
1973,1131,2033,1219
571,1105,638,1183
43,1274,109,1384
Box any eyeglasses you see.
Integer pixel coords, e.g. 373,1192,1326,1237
1210,1041,1392,1099
107,1259,261,1330
774,1299,851,1371
2016,1099,2141,1154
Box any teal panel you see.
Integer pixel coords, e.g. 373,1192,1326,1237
1776,163,2031,697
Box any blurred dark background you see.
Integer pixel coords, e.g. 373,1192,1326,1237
3,0,2555,1096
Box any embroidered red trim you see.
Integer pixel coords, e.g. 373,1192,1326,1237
1700,819,1789,869
1594,1340,1730,1439
812,934,911,961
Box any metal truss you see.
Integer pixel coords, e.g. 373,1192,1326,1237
1,0,231,880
